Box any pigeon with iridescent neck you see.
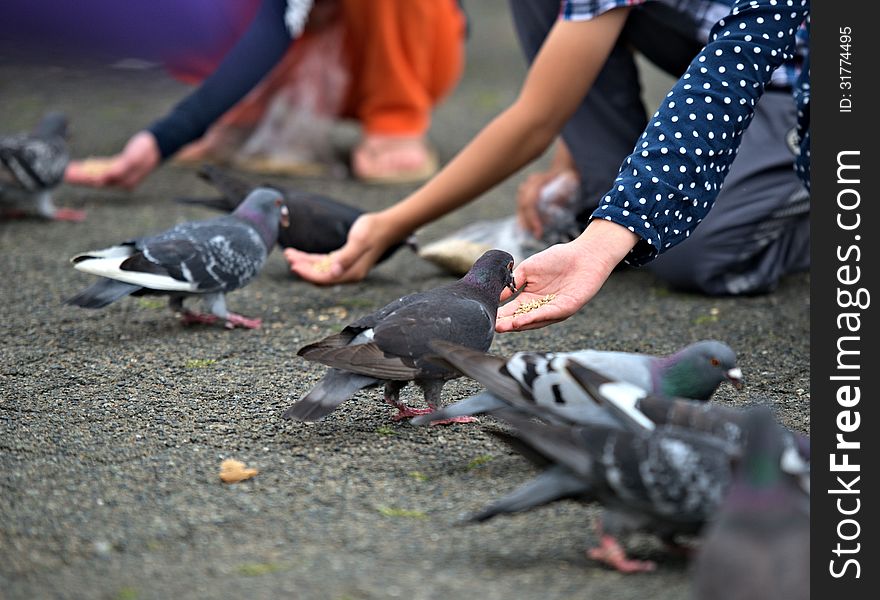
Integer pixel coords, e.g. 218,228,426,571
692,405,809,600
282,250,516,423
465,361,807,531
414,340,742,425
480,407,737,573
65,187,288,329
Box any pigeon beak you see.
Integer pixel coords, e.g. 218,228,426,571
279,204,290,228
726,367,743,390
506,261,517,293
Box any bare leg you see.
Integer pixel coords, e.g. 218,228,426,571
419,379,478,426
49,207,87,222
179,293,263,329
169,296,228,327
586,521,656,573
222,312,263,329
179,311,220,326
384,380,431,420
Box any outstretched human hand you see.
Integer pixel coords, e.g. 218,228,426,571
65,131,160,190
495,219,638,332
516,141,578,239
284,212,401,284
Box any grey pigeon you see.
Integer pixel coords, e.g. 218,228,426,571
0,111,84,222
564,362,810,494
480,409,736,573
691,406,809,600
469,361,807,528
65,187,288,329
413,339,742,425
282,250,516,423
175,164,416,262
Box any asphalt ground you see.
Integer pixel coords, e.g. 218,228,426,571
1,4,808,599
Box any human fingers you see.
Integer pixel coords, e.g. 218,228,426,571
516,174,548,238
64,158,116,187
495,301,568,333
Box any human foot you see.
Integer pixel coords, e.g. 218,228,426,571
351,135,438,184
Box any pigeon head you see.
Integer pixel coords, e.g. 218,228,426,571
740,406,785,477
658,340,741,401
34,111,69,139
233,187,288,249
461,249,516,299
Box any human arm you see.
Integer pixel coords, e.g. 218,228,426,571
591,0,810,266
496,0,810,332
64,0,297,189
285,8,632,283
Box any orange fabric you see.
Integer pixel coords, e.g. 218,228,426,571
207,0,465,135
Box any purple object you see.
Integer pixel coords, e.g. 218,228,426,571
0,0,260,62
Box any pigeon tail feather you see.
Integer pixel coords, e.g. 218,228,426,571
198,164,252,206
282,369,378,421
410,391,507,425
427,341,520,399
470,465,590,522
65,279,141,308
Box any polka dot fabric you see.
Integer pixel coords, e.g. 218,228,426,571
585,0,810,266
793,29,810,187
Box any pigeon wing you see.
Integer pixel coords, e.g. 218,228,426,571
0,135,68,191
140,219,268,291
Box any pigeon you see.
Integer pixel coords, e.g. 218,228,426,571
65,187,288,329
281,250,516,423
563,361,810,495
479,408,737,573
0,111,85,222
468,361,808,527
691,405,809,600
175,164,416,262
413,339,742,425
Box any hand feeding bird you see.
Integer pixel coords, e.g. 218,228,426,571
174,164,416,262
413,339,742,425
0,111,85,222
281,250,516,424
65,187,288,329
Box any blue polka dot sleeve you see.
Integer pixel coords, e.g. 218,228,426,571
592,0,810,266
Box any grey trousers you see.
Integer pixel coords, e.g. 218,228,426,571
507,0,810,295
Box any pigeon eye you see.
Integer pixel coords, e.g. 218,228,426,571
710,357,720,366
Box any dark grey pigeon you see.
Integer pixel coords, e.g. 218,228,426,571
478,408,736,573
65,187,288,329
414,339,742,425
0,111,85,222
563,362,811,495
692,406,809,600
282,250,516,423
468,361,807,529
174,164,415,262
